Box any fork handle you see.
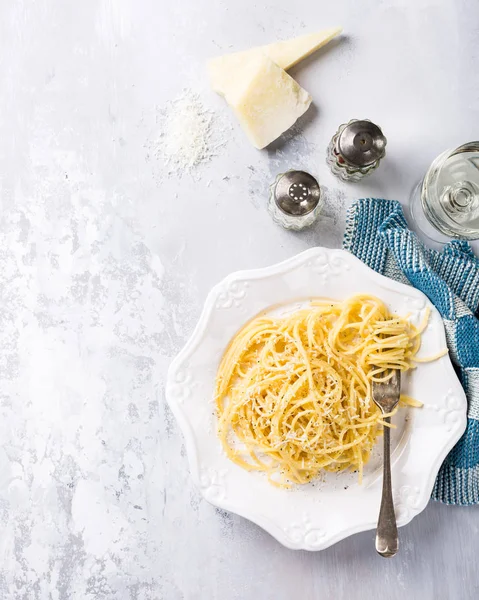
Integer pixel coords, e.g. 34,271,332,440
376,417,398,557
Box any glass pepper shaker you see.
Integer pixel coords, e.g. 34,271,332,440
326,119,387,182
268,170,323,230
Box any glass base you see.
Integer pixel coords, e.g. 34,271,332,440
409,181,457,244
410,142,479,242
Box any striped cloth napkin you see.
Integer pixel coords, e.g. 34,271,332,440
343,198,479,505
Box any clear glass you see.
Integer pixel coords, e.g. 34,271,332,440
267,192,323,230
410,142,479,241
326,119,386,183
267,175,323,231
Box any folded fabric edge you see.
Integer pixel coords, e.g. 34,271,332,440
432,457,479,505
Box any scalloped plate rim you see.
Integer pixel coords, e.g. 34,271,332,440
166,247,468,550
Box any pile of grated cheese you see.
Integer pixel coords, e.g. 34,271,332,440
156,89,221,176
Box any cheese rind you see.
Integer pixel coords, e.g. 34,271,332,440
229,56,312,149
208,28,341,96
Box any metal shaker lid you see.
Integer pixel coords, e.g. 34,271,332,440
273,170,321,217
338,120,387,167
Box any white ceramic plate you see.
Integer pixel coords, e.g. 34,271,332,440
166,248,467,550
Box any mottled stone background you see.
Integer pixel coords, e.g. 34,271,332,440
0,0,478,598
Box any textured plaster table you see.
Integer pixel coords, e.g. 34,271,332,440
1,0,479,599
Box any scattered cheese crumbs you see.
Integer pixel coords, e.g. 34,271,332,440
155,89,226,176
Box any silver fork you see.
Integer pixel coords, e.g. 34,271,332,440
372,369,401,558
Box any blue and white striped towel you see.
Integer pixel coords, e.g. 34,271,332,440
344,198,479,505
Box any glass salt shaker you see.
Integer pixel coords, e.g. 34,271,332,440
268,170,323,230
326,119,387,182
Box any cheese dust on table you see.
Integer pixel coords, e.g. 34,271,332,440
148,89,229,179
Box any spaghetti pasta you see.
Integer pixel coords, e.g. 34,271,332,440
215,294,438,488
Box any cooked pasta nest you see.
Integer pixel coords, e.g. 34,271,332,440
215,294,439,488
